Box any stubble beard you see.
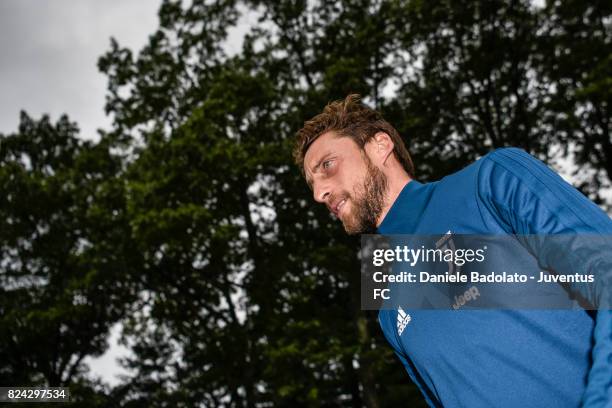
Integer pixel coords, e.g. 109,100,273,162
342,160,388,235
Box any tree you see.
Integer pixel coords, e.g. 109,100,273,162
538,0,612,204
0,112,140,405
98,0,420,406
384,0,610,201
2,0,606,406
96,0,611,406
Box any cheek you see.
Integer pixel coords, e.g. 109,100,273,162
346,169,367,191
336,158,368,194
336,172,355,195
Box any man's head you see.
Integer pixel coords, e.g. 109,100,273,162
294,94,414,234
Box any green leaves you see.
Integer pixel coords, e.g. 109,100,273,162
0,113,140,399
2,0,609,406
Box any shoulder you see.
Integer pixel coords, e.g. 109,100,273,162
438,148,533,184
476,147,612,233
480,147,545,174
476,147,559,193
484,147,533,160
434,148,533,195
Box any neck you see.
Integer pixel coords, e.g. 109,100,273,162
376,174,412,227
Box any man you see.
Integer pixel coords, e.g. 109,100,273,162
294,94,611,407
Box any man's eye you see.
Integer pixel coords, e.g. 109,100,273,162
323,160,334,169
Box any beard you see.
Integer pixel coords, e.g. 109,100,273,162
342,159,388,235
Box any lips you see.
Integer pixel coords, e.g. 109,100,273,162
331,198,347,217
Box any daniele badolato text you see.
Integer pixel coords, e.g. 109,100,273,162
371,245,595,284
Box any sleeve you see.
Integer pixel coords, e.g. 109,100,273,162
477,147,612,407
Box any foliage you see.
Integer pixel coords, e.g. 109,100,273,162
1,0,610,407
0,112,141,405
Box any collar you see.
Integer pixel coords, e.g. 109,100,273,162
376,180,434,234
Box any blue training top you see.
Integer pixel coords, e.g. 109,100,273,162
377,148,612,407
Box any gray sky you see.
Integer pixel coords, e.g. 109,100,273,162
0,0,161,140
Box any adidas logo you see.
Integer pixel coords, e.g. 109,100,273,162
397,306,411,336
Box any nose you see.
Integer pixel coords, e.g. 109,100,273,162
313,180,331,204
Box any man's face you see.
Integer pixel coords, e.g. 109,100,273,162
303,131,388,234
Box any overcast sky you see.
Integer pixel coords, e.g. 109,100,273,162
0,0,161,140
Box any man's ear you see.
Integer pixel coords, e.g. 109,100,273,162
366,132,394,165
